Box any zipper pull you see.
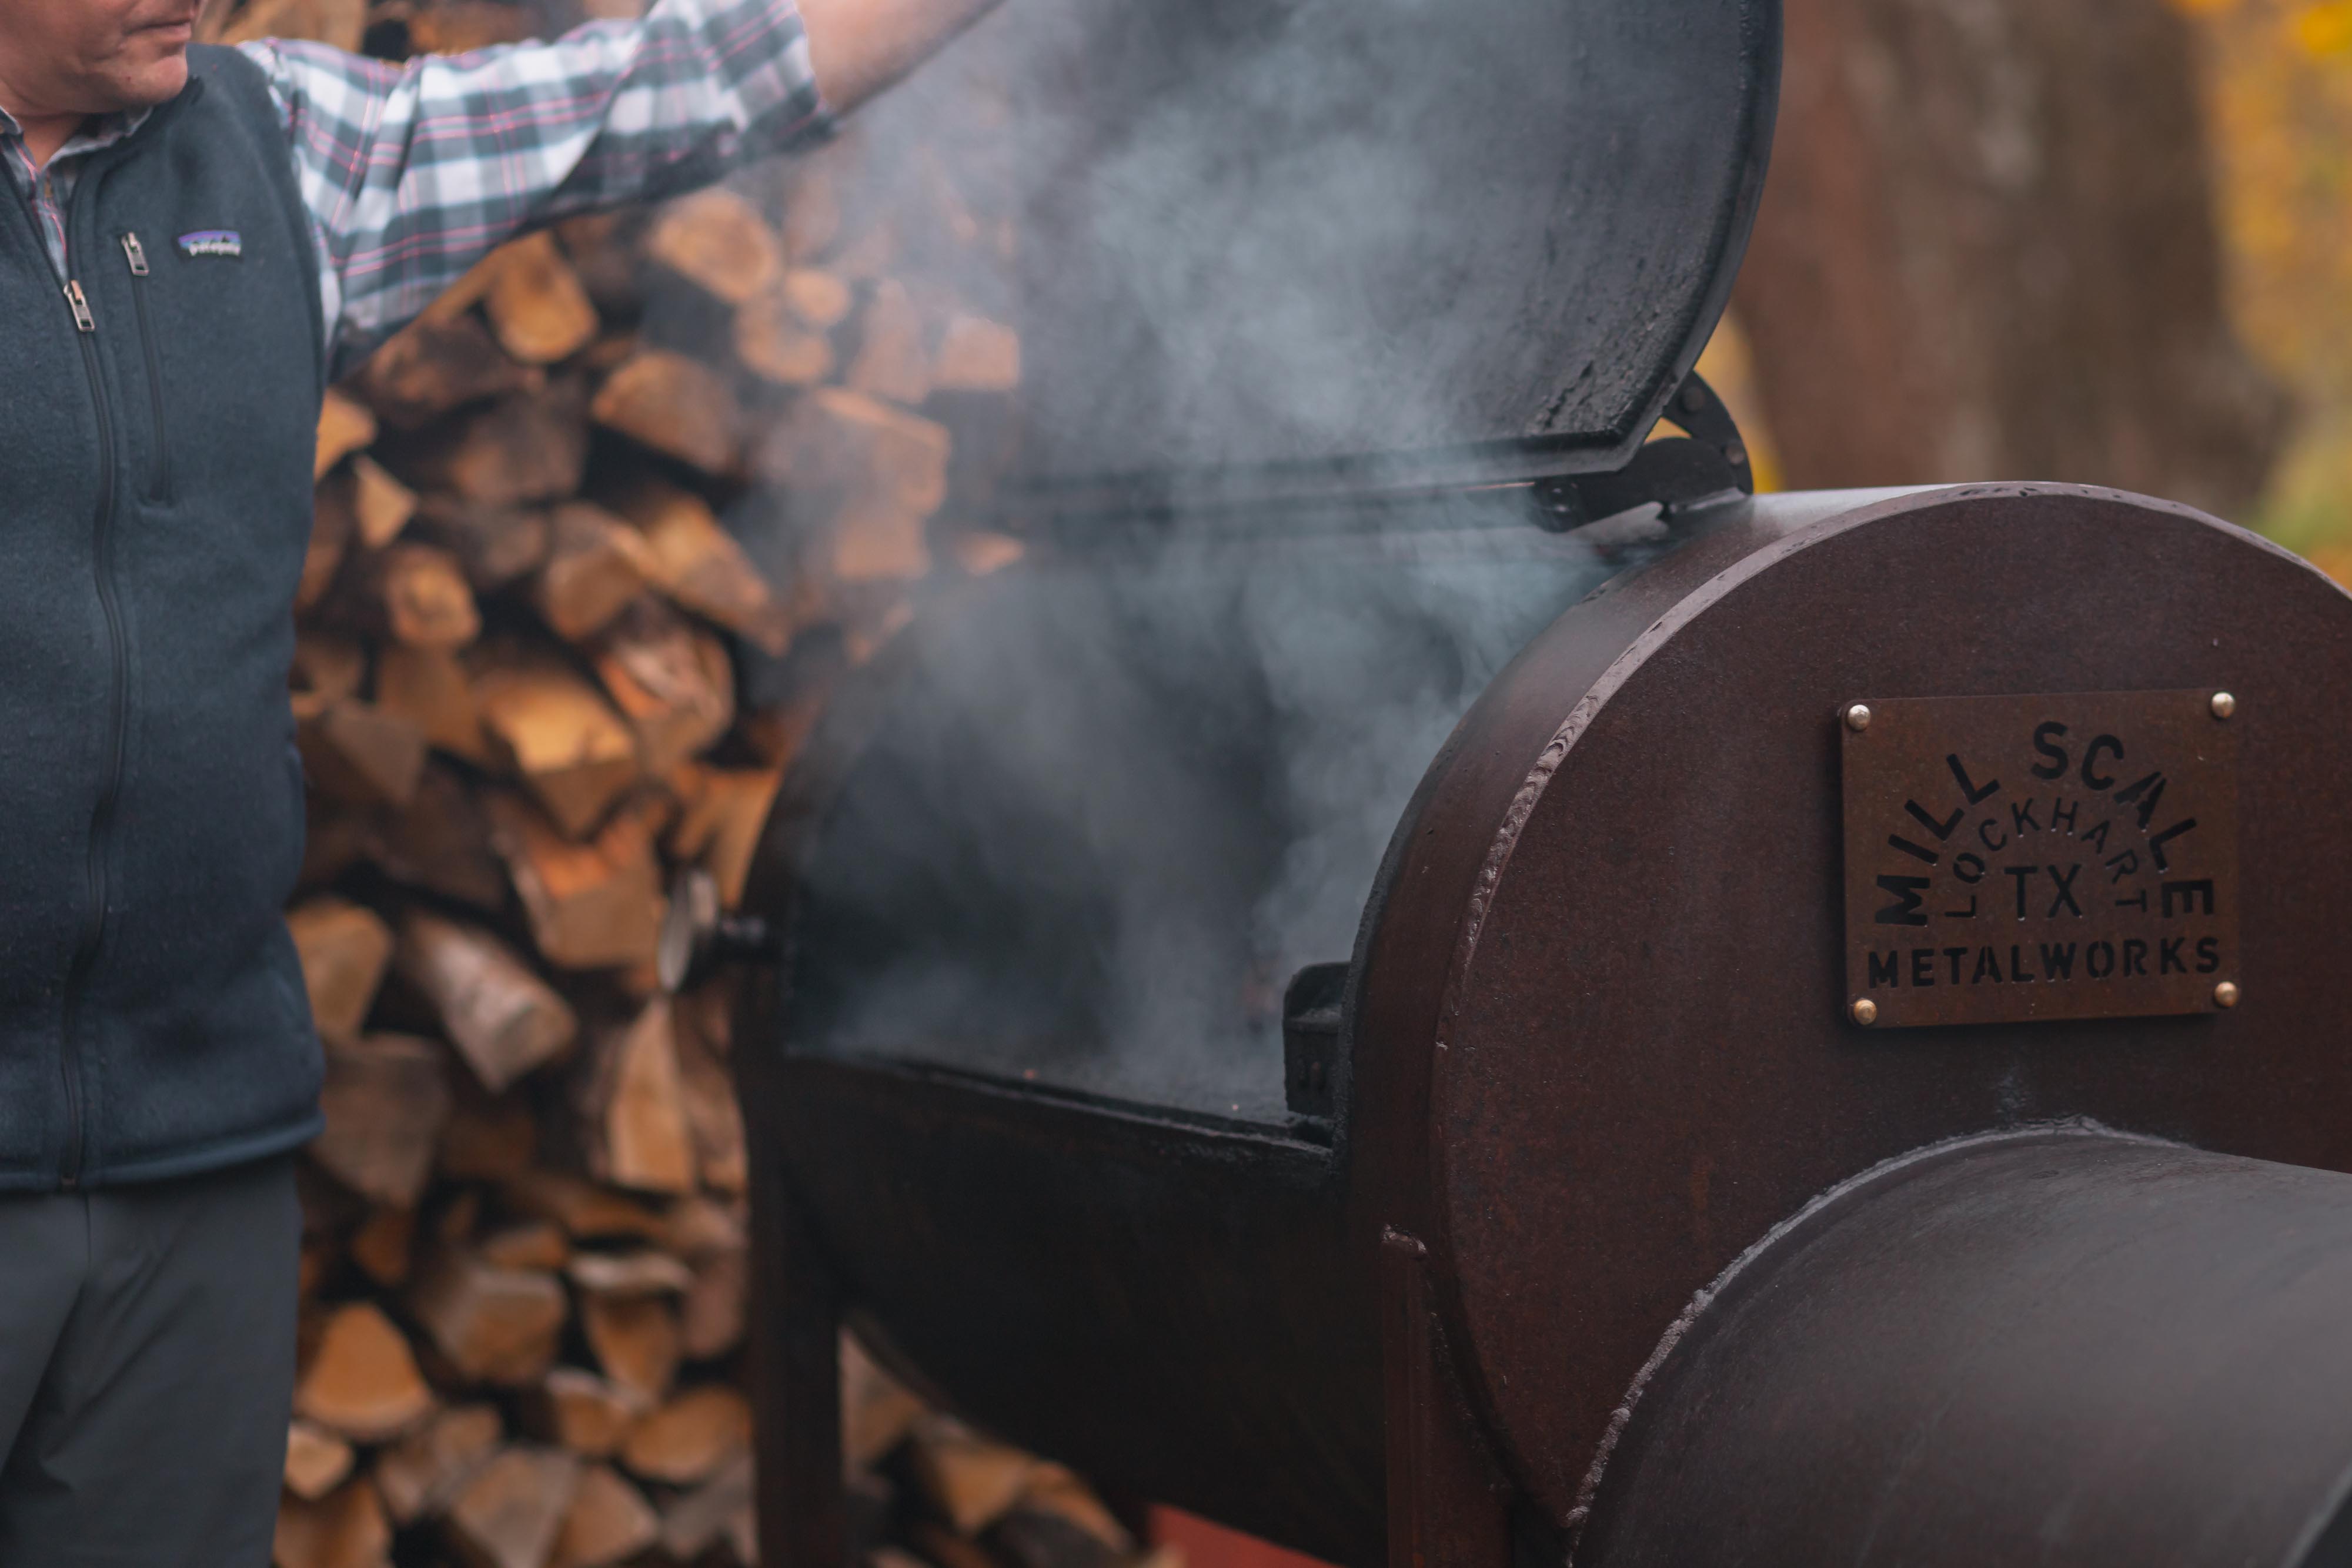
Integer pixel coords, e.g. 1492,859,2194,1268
120,233,148,277
64,281,94,333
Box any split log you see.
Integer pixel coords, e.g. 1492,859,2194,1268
353,313,538,430
293,1301,436,1442
551,1463,661,1568
660,1192,747,1261
478,1221,571,1272
578,998,697,1196
286,897,394,1043
590,349,743,473
299,476,352,614
484,793,667,969
619,1385,751,1486
933,315,1023,393
844,1332,927,1471
580,1292,681,1406
779,168,841,262
350,454,419,547
412,497,553,591
298,699,429,810
445,1446,583,1568
389,383,590,504
909,1417,1040,1536
1018,1466,1137,1555
472,651,641,838
645,189,783,305
375,1403,505,1526
567,1249,694,1298
369,763,508,908
500,1171,667,1242
482,231,602,365
846,279,933,406
273,1480,392,1568
313,1034,452,1208
283,1419,356,1502
316,387,377,479
667,764,783,910
375,646,495,767
673,1005,748,1195
604,479,793,653
657,1451,754,1563
349,1204,416,1288
439,1086,540,1183
528,1367,647,1459
736,288,836,386
534,503,655,643
680,1245,747,1362
783,266,854,329
554,212,647,319
592,598,736,778
396,910,579,1093
754,386,950,582
409,1253,569,1387
290,633,365,718
366,543,482,651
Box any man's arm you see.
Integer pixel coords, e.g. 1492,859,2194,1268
243,0,1000,378
798,0,1006,116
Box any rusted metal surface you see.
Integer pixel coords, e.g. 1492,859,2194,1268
1352,484,2352,1529
1839,689,2240,1028
1574,1130,2352,1567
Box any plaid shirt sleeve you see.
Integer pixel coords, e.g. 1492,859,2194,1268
237,0,831,379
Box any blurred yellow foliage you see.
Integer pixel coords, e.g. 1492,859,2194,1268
2170,0,2352,559
2293,1,2352,55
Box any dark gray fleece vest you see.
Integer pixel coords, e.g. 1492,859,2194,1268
0,45,326,1189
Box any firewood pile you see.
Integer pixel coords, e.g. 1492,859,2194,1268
262,9,1128,1565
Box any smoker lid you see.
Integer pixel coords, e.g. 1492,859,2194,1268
936,0,1780,509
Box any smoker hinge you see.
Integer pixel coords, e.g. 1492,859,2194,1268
1532,369,1752,534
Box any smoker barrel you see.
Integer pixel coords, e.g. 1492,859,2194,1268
1575,1131,2352,1568
736,483,2352,1567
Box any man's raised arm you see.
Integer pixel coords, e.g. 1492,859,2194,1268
243,0,1005,378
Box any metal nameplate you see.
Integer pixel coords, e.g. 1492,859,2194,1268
1841,690,2240,1028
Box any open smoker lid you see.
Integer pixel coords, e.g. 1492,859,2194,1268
902,0,1779,510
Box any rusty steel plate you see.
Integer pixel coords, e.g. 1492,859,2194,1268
1841,690,2240,1028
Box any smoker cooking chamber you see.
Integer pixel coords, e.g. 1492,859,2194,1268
741,483,2352,1567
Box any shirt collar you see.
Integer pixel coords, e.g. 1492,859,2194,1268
0,103,153,166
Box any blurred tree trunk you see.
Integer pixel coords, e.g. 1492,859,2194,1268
1733,0,2288,518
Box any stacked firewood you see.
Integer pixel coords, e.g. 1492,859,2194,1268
268,29,1123,1561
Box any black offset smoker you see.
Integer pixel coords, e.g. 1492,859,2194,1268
696,2,2352,1563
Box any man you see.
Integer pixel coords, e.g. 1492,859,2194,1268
0,0,1000,1557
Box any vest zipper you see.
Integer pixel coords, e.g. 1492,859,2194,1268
58,278,125,1191
118,233,173,504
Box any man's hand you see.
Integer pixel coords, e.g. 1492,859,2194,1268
796,0,1007,115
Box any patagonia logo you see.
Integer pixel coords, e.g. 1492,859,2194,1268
177,230,242,259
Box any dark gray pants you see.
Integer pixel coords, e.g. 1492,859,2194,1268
0,1155,298,1566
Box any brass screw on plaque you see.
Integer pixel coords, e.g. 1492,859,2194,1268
1844,703,1872,733
1850,997,1879,1025
2211,691,2237,720
2214,981,2241,1009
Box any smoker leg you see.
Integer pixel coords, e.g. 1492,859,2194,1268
747,1058,847,1568
1381,1231,1513,1568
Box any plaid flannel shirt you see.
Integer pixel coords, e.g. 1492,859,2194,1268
0,0,829,379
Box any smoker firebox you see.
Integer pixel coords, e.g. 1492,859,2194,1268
694,0,2352,1563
